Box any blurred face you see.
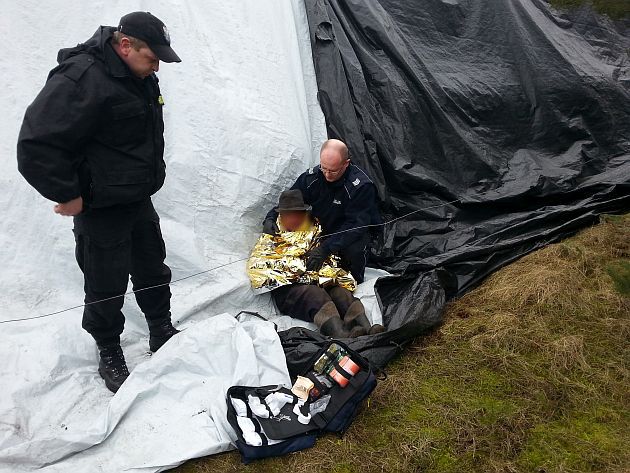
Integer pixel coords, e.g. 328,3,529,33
280,211,308,231
116,38,160,78
320,149,349,182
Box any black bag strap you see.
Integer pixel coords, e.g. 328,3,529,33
235,311,278,331
311,412,329,430
228,389,271,447
330,360,353,380
244,389,275,418
372,364,388,381
307,373,327,394
249,417,269,447
235,310,268,322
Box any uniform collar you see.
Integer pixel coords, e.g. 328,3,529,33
322,167,350,188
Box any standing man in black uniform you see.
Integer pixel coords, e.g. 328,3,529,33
17,12,182,393
263,139,381,284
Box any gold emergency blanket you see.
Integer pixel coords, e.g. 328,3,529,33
247,222,356,294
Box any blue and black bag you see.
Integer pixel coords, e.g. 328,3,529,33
226,334,377,463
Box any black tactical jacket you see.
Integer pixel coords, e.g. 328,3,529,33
17,26,166,209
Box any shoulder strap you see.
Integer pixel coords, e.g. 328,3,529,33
235,311,278,331
61,55,97,83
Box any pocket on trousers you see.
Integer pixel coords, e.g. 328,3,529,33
84,236,132,294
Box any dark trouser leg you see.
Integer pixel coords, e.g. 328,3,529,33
326,285,358,316
129,200,172,329
338,232,370,284
272,284,351,338
272,284,332,322
74,207,135,345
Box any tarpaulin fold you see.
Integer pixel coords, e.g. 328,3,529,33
296,0,630,366
0,1,331,470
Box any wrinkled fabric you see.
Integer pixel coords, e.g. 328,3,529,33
0,315,290,472
248,221,357,293
0,1,328,470
297,0,630,366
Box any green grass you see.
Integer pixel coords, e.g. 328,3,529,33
548,0,630,19
177,213,629,473
606,260,630,296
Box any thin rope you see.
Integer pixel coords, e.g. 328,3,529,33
0,257,249,324
315,199,460,241
1,157,611,327
1,198,461,324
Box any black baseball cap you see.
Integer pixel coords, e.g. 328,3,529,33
118,11,181,63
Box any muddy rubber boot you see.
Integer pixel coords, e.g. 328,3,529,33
319,317,351,339
97,343,129,393
314,301,350,338
149,319,180,353
343,300,385,336
368,323,386,335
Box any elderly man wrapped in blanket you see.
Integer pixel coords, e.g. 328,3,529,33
248,190,384,338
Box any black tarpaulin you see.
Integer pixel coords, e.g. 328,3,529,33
281,0,630,367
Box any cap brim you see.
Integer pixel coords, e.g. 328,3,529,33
150,44,181,63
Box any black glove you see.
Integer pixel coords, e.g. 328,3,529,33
306,246,329,271
262,217,280,235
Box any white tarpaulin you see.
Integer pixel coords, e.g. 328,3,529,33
0,1,384,471
0,315,291,472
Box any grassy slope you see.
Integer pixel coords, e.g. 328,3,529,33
179,214,629,473
549,0,629,19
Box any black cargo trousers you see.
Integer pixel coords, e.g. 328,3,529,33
73,198,172,345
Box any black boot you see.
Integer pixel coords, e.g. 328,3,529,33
97,343,129,393
343,300,385,337
148,320,180,352
314,301,350,338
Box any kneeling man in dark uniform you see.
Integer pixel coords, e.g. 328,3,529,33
263,139,381,284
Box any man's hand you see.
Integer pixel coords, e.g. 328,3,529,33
262,217,280,235
54,196,83,216
306,246,329,272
